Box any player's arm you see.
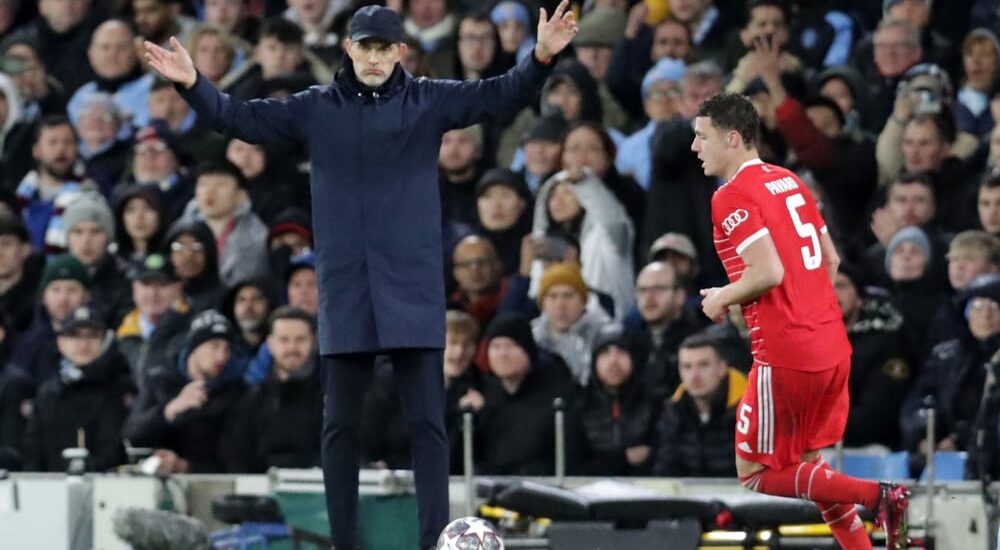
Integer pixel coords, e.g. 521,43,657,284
819,231,839,283
701,233,784,321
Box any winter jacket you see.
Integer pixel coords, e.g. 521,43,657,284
10,305,61,387
116,302,191,385
181,198,270,287
625,311,709,401
162,220,225,314
179,50,554,354
0,358,33,470
653,368,746,477
533,170,635,317
22,342,134,472
532,307,612,387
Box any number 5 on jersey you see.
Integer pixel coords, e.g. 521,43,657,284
737,403,753,435
785,193,821,271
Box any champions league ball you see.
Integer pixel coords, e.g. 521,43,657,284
435,516,504,550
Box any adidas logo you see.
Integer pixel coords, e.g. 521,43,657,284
738,442,753,453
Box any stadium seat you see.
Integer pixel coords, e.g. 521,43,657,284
832,450,910,480
919,451,968,481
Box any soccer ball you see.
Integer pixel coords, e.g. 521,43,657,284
435,516,504,550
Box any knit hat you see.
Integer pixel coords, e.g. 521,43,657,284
475,168,532,202
285,250,316,282
537,262,588,306
963,273,1000,319
573,7,626,49
641,57,686,97
591,323,630,356
134,119,180,156
268,208,313,244
63,191,115,237
836,260,869,292
885,226,932,274
41,254,91,289
484,312,538,360
490,1,530,27
522,113,569,144
185,309,236,353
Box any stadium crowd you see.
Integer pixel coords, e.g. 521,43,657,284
0,0,999,480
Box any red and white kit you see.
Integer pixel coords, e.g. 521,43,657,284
711,159,853,470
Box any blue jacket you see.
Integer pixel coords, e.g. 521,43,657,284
180,54,553,354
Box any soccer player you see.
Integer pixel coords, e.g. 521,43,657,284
692,92,910,550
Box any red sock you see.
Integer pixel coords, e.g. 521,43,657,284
739,460,880,510
816,501,872,550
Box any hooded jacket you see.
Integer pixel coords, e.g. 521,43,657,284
179,49,554,354
22,340,134,472
532,170,635,317
653,368,747,477
531,306,611,387
162,220,224,314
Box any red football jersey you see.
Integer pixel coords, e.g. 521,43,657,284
711,159,851,371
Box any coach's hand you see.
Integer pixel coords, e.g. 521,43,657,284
700,287,728,322
535,0,578,63
144,36,198,89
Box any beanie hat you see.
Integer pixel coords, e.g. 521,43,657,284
268,208,313,244
475,167,532,202
522,113,569,144
537,263,589,306
484,312,538,360
63,191,115,238
641,57,686,97
490,1,530,27
884,226,932,274
134,119,180,157
962,273,1000,319
185,309,236,353
591,323,630,357
41,254,91,289
573,7,626,49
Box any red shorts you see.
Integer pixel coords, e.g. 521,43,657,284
734,359,850,470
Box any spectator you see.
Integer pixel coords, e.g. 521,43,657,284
668,0,729,64
63,192,131,323
68,21,155,139
980,172,1000,235
148,79,228,164
490,0,535,63
901,278,1000,462
0,36,69,124
517,113,567,193
955,28,1000,138
628,261,706,400
164,219,224,314
285,250,318,315
131,0,198,46
476,312,574,475
456,12,509,81
22,305,133,472
724,0,801,92
606,16,692,120
126,121,193,220
15,115,92,253
0,72,33,191
403,0,458,78
75,93,131,185
647,231,704,296
220,279,273,350
266,207,312,276
111,184,169,278
203,0,260,43
116,253,186,383
11,254,90,386
220,17,326,101
0,214,39,335
835,263,911,449
281,0,344,66
19,0,96,94
616,57,686,190
886,225,949,362
572,7,630,133
226,138,310,225
439,125,485,228
0,315,33,470
181,159,270,286
930,231,1000,346
123,309,248,473
531,263,612,386
449,236,508,330
856,18,924,132
867,172,948,285
566,324,658,475
187,23,242,86
653,332,746,477
229,306,322,472
816,65,871,141
533,125,637,316
473,168,532,276
881,0,958,76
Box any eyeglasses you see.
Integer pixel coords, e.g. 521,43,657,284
454,257,494,270
636,284,677,296
170,241,205,253
647,88,682,100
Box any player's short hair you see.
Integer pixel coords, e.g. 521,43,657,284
267,305,315,335
446,309,480,343
696,92,760,148
948,230,1000,265
678,331,725,358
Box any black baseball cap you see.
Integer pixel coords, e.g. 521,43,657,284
134,253,177,284
349,5,403,43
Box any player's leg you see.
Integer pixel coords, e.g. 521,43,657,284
391,348,450,550
803,452,872,550
321,353,376,550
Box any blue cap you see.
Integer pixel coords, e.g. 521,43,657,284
349,5,403,43
491,1,530,27
642,57,686,97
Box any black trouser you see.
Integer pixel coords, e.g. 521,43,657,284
321,349,449,550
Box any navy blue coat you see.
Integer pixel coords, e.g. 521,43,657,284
180,55,553,354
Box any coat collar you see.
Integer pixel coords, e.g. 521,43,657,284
336,60,409,101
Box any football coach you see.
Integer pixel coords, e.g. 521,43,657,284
144,3,577,549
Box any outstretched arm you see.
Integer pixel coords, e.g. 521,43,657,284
435,0,578,128
145,37,306,146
